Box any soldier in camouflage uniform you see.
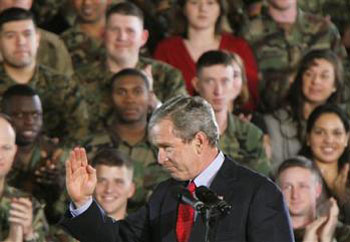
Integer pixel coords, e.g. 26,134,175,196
241,0,347,112
75,2,186,133
61,0,111,71
2,85,69,226
0,114,48,242
0,1,74,76
276,157,350,242
84,69,169,211
192,50,271,176
0,8,88,143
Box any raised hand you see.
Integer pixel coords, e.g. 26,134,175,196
334,163,350,204
66,147,96,208
319,198,339,242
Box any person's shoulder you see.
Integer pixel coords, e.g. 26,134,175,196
140,56,181,73
231,114,263,136
298,10,337,33
222,156,274,187
157,36,183,47
37,64,70,80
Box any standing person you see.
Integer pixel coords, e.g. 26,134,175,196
60,95,294,242
263,49,345,171
0,8,88,143
276,156,350,242
0,0,74,76
299,104,350,224
192,50,271,175
154,0,259,110
241,0,346,112
61,0,111,70
0,114,48,242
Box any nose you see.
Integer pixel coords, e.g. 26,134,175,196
16,34,26,46
23,114,35,125
105,182,113,193
116,29,127,41
82,0,93,5
323,132,334,143
213,82,222,95
291,186,299,199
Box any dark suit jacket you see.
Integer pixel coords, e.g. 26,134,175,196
60,157,295,242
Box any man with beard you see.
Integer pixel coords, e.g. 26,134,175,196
1,84,69,225
84,68,169,211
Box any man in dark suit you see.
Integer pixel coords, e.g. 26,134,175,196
61,95,295,242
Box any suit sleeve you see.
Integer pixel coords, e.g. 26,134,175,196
60,201,147,242
247,180,295,242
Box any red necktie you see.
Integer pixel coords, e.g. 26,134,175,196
176,181,196,242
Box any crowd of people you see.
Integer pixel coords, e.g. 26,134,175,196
0,0,349,241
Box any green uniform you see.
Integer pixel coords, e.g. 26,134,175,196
7,136,69,225
294,223,350,242
0,64,89,144
242,7,347,111
61,24,105,71
219,113,271,176
75,57,187,133
84,120,169,211
37,28,74,77
0,184,48,241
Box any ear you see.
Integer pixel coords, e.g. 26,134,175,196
315,181,323,199
192,131,207,155
141,29,149,47
192,77,200,93
35,29,41,49
128,182,136,199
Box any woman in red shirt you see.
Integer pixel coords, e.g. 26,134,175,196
154,0,259,110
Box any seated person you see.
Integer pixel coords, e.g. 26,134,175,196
1,84,68,225
84,68,169,211
299,104,350,224
276,156,350,242
0,114,48,242
264,49,346,171
192,50,271,175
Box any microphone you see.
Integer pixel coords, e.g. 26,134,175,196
195,186,231,215
172,186,205,211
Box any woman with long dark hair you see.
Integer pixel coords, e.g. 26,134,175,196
264,49,345,170
299,104,350,224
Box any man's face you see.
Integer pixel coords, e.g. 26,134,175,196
194,64,236,113
71,0,110,23
0,118,17,179
105,13,148,64
6,95,43,146
0,19,39,68
94,164,134,218
112,75,150,123
0,0,33,11
278,167,321,219
149,119,203,181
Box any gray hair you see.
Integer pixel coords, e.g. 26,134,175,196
148,95,219,147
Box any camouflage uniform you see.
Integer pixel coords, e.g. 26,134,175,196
242,7,347,112
218,113,271,176
37,28,74,77
7,136,69,225
84,118,170,211
31,0,66,27
294,223,350,242
0,184,48,241
75,57,187,133
0,64,89,144
60,24,105,71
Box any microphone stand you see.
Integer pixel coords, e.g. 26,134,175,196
198,205,222,242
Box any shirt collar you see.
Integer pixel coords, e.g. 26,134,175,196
193,151,225,188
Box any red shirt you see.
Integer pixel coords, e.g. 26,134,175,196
154,33,259,110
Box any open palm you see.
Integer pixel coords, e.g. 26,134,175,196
66,147,97,207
